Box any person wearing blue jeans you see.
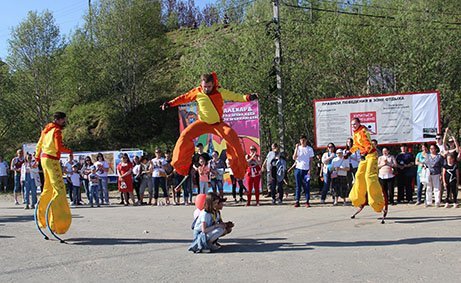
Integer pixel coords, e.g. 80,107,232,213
416,170,426,205
88,167,100,207
11,149,24,205
294,168,311,205
82,178,90,204
20,154,39,209
210,178,223,194
14,174,22,204
321,171,331,202
99,177,109,205
320,143,336,203
209,151,226,198
415,143,428,205
89,183,100,207
291,135,315,207
95,153,110,205
180,174,193,205
23,172,37,209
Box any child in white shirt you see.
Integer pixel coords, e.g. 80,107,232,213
70,164,81,206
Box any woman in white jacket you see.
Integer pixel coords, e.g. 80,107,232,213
21,154,40,209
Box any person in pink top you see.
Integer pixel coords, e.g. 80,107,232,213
196,157,210,194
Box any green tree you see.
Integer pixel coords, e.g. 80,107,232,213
1,0,460,158
55,0,171,150
7,10,64,129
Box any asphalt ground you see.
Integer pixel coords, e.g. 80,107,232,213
1,192,461,283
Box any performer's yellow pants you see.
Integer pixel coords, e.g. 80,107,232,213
348,152,384,213
37,158,72,234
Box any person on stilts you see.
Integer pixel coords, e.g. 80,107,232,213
346,118,386,223
35,112,73,242
161,72,258,183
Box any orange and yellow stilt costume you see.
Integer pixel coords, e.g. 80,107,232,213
35,123,72,234
348,125,385,213
165,73,254,180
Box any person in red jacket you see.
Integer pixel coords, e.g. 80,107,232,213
161,73,258,181
246,145,262,206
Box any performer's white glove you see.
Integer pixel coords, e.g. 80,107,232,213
161,102,170,110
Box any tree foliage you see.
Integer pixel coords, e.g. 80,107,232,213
0,0,460,159
1,11,64,156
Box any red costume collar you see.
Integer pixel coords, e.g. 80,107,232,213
42,122,62,134
353,125,366,133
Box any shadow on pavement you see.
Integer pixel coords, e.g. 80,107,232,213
70,205,123,210
0,215,34,223
67,237,191,245
218,237,314,253
0,214,83,224
386,215,461,224
0,235,15,239
306,237,461,247
2,206,30,210
66,237,312,253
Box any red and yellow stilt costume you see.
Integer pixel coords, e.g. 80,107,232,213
166,74,252,180
35,123,72,234
348,125,385,213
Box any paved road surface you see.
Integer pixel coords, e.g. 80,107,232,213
1,195,460,282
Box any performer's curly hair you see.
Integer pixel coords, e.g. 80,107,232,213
200,73,214,83
53,112,66,120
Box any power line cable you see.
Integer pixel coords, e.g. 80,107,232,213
281,2,461,26
317,0,461,17
280,17,461,31
220,0,258,13
52,0,87,14
283,1,394,19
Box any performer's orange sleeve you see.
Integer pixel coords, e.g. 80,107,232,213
54,130,72,154
349,145,358,154
168,88,199,107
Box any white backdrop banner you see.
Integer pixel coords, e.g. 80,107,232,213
313,91,440,148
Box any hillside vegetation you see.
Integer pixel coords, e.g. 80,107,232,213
0,0,460,158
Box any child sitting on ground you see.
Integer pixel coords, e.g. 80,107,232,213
189,192,226,253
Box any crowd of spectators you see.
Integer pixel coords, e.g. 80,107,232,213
315,128,459,208
1,128,459,209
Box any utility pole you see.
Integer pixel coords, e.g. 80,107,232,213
272,0,285,150
88,0,93,43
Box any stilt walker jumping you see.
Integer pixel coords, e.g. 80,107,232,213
346,118,387,223
161,72,258,183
